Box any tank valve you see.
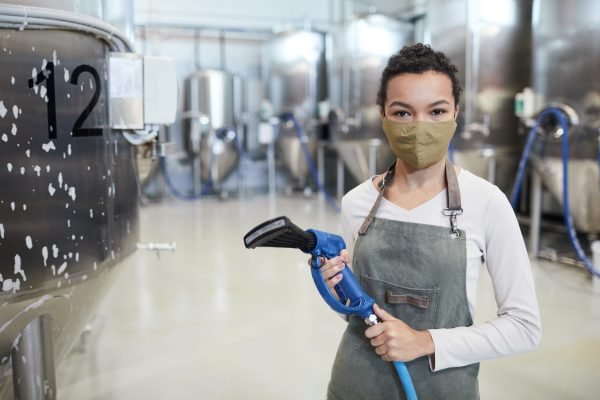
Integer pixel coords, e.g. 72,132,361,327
137,242,177,259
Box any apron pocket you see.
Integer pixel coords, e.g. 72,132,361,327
360,274,440,331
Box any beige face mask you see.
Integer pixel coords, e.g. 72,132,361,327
382,118,457,169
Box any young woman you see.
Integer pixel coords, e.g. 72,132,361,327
320,44,541,399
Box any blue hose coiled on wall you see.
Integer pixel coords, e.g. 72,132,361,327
509,107,600,278
280,113,341,212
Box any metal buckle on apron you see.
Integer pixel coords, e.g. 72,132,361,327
442,208,463,239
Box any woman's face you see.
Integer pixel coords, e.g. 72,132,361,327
382,71,458,123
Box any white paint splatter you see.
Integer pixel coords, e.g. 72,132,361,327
89,209,93,218
0,101,7,118
67,219,70,228
6,163,12,172
46,165,51,173
81,275,87,281
71,235,75,240
57,262,67,275
53,50,57,65
10,202,15,211
33,165,40,176
20,167,25,175
42,246,48,266
68,187,76,201
52,244,58,258
75,253,79,262
25,236,32,249
1,134,7,143
40,85,47,99
10,124,16,135
14,255,25,281
22,204,26,211
42,141,56,152
58,172,63,188
64,68,69,82
26,150,31,158
50,265,56,275
93,262,97,271
0,224,4,239
12,105,18,119
2,279,20,292
68,252,72,259
10,77,14,85
48,183,56,196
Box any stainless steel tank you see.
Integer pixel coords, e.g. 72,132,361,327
329,14,414,183
0,0,139,397
183,69,241,185
425,0,532,193
529,0,600,233
262,30,327,187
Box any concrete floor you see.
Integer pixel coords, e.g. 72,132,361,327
56,194,600,399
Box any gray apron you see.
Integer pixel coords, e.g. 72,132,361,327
327,159,479,400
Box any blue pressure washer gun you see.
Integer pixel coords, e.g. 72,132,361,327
243,216,418,400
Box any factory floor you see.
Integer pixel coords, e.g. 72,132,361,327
56,194,600,400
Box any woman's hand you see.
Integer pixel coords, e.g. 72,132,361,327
365,304,435,362
307,250,351,297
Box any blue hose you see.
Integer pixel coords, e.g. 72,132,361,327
160,128,236,200
448,136,455,163
509,116,543,208
280,113,341,212
160,156,213,201
510,108,600,278
393,362,418,400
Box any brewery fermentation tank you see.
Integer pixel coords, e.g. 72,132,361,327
425,0,532,193
262,30,327,188
329,14,414,183
0,0,140,397
529,0,600,232
183,69,242,185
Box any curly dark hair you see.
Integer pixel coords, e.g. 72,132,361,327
376,43,462,114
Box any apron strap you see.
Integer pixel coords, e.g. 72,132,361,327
358,163,395,235
358,159,463,238
442,159,463,239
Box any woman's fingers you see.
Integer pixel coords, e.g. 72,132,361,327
306,255,349,294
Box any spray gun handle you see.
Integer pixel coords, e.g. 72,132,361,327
307,229,376,320
309,259,375,319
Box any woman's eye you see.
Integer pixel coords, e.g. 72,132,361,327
393,110,411,117
431,109,447,116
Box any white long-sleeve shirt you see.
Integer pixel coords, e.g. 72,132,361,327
341,169,542,371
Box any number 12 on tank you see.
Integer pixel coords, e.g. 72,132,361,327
28,62,102,139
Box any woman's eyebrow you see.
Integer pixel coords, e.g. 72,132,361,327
428,100,451,107
388,100,413,109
